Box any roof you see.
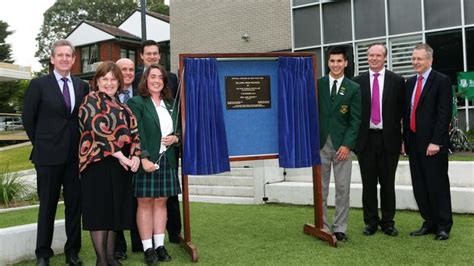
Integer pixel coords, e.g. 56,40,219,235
84,20,140,40
146,10,170,22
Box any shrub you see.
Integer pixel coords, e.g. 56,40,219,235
0,166,31,207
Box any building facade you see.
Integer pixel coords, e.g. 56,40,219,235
170,0,474,131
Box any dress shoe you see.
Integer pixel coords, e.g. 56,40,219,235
36,257,49,266
114,251,128,260
66,253,82,266
435,231,449,240
363,225,377,236
156,246,172,262
410,227,433,236
382,226,399,236
334,232,348,242
169,234,181,244
144,248,159,265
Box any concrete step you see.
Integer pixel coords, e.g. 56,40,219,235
189,185,254,197
188,175,253,186
265,181,474,213
181,195,255,204
284,161,474,187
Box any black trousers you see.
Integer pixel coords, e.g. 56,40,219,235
35,162,81,259
407,132,453,233
115,195,182,252
357,130,399,228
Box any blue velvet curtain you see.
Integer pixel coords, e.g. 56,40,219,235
278,57,321,168
182,58,230,175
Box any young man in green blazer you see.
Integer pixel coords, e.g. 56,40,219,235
318,46,361,242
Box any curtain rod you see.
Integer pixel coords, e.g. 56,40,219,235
216,57,279,61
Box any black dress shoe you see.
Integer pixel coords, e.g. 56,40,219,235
144,248,159,265
169,234,181,244
66,253,82,266
363,225,377,236
36,257,49,266
410,227,433,236
435,231,449,240
114,251,128,260
334,232,348,242
156,246,172,261
382,226,399,236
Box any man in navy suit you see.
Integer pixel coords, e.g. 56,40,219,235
133,40,182,244
22,39,89,266
403,43,453,240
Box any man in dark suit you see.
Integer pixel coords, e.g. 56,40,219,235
318,46,361,242
114,58,142,260
354,43,405,237
403,43,453,240
133,40,182,244
22,39,89,266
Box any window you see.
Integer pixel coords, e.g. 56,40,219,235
322,0,352,44
466,0,474,25
424,0,461,30
293,5,321,48
120,48,136,63
389,35,423,78
387,0,422,35
293,0,319,6
354,0,385,39
81,45,99,73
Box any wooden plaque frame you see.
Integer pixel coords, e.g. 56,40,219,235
177,52,336,262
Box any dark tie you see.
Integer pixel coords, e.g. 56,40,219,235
330,80,337,102
61,77,71,112
122,90,131,103
371,73,381,125
410,75,424,132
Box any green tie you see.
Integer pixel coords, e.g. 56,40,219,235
331,80,337,102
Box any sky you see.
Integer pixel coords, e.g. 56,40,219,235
0,0,170,72
0,0,56,72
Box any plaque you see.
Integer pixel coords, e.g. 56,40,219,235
225,76,271,109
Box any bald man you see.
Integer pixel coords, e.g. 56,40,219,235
114,58,142,260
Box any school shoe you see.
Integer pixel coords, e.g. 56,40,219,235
144,248,159,265
155,246,172,262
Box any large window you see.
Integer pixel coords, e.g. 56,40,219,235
426,30,463,85
322,0,352,44
293,6,320,48
387,0,422,35
120,48,136,63
425,0,462,30
466,0,474,25
354,0,385,39
81,44,99,73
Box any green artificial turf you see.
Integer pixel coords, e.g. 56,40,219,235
8,202,474,265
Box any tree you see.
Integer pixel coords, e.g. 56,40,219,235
0,20,19,113
35,0,138,70
0,20,13,63
147,0,169,15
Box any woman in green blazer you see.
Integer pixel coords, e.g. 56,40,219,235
127,64,180,265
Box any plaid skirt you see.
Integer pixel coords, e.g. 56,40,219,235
133,155,181,198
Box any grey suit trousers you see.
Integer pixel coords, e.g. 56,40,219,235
320,136,352,233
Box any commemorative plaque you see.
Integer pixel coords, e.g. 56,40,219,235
225,76,271,109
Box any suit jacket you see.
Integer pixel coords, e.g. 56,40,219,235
318,75,361,150
127,96,180,171
133,70,178,98
403,69,452,153
22,73,89,165
354,70,405,153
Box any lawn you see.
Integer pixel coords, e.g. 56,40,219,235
0,144,33,172
7,202,474,265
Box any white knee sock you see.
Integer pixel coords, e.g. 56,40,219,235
153,234,165,248
142,239,153,251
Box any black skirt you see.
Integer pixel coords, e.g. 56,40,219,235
81,156,133,231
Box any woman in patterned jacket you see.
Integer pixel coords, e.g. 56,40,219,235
78,61,140,266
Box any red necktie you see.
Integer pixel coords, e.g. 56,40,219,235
410,75,423,132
